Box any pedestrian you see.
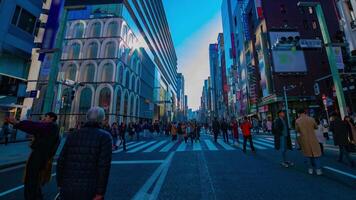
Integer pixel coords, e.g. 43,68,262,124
295,109,323,175
231,119,239,146
329,113,355,167
111,122,119,150
315,119,326,155
320,117,330,140
119,122,127,151
188,122,195,144
272,110,293,167
56,107,112,200
182,123,188,143
240,117,255,153
221,119,229,143
171,123,177,141
1,120,10,145
135,122,141,141
195,122,201,142
344,116,356,144
266,116,272,134
9,112,60,200
252,116,259,134
212,118,220,143
128,122,135,141
154,120,160,136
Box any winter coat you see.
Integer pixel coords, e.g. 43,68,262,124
56,122,112,200
272,118,292,150
212,120,220,134
15,121,60,185
295,115,321,157
330,119,351,146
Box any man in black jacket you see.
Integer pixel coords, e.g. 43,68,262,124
272,110,293,168
330,113,355,167
9,112,60,200
212,118,220,142
56,107,112,200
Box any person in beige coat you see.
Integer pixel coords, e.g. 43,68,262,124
295,109,322,175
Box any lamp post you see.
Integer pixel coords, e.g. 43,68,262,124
283,85,296,129
298,1,348,119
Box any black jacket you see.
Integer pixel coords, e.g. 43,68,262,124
212,120,220,134
56,122,112,200
272,118,292,150
330,119,351,146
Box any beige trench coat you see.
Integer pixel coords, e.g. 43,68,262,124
295,115,322,157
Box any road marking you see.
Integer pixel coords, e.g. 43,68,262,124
253,139,274,148
193,142,202,151
132,152,175,200
0,173,56,197
0,164,26,173
176,142,187,152
238,139,267,150
257,138,274,144
323,166,356,179
113,141,146,153
217,139,234,150
128,141,157,153
204,139,218,151
111,160,164,164
159,142,176,152
143,141,167,153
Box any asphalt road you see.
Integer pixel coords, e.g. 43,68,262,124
1,134,356,200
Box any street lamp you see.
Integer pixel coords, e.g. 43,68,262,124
297,1,348,119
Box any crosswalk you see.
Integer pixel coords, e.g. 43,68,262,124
112,136,282,154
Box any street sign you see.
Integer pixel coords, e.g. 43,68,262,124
299,39,322,48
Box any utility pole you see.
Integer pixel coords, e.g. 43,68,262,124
298,2,348,119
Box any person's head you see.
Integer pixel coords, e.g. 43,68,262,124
344,116,350,121
244,116,248,121
42,112,58,123
297,109,306,116
278,110,285,118
86,107,105,124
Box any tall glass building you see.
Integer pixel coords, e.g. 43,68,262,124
34,0,177,128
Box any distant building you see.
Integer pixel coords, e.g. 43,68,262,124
177,73,185,121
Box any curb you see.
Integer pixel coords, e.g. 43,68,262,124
0,160,27,170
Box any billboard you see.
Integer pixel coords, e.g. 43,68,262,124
269,31,307,73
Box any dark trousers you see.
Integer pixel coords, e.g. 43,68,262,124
24,156,45,200
319,143,324,155
243,135,255,152
120,135,126,151
339,145,353,164
222,131,229,143
213,132,218,142
323,132,330,140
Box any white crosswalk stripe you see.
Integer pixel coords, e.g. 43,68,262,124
193,142,202,151
128,141,157,153
176,142,187,152
253,139,274,148
113,141,146,153
143,141,167,153
238,139,267,150
159,142,176,152
204,139,218,151
217,139,235,150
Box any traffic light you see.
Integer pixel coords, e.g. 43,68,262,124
274,36,301,50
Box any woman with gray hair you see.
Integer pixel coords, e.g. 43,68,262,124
56,107,113,200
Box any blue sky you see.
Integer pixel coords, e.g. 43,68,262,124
163,0,223,110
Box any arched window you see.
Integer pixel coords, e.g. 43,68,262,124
131,76,135,91
79,88,92,113
90,22,101,37
101,63,114,82
130,96,135,117
125,71,130,87
115,88,122,115
123,92,129,118
107,21,119,37
65,64,76,81
82,64,95,82
136,79,140,93
99,87,111,114
136,98,139,117
68,43,80,59
73,23,84,38
104,42,116,58
87,42,98,58
117,64,124,83
122,25,128,41
136,60,141,74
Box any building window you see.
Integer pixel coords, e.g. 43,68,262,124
65,64,76,81
107,21,119,37
90,22,101,37
82,64,95,82
104,42,116,58
68,43,81,59
125,71,130,87
87,42,99,58
11,6,37,35
131,76,135,91
99,87,111,114
73,23,84,38
79,88,92,114
115,89,122,114
101,63,114,82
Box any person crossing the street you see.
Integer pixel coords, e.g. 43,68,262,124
272,110,293,167
240,117,255,153
119,122,127,152
212,118,220,143
231,118,239,146
221,118,229,143
295,109,323,175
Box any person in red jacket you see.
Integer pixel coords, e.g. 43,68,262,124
240,117,255,153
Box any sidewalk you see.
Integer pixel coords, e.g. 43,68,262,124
0,137,66,170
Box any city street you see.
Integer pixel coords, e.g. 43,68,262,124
1,133,355,200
